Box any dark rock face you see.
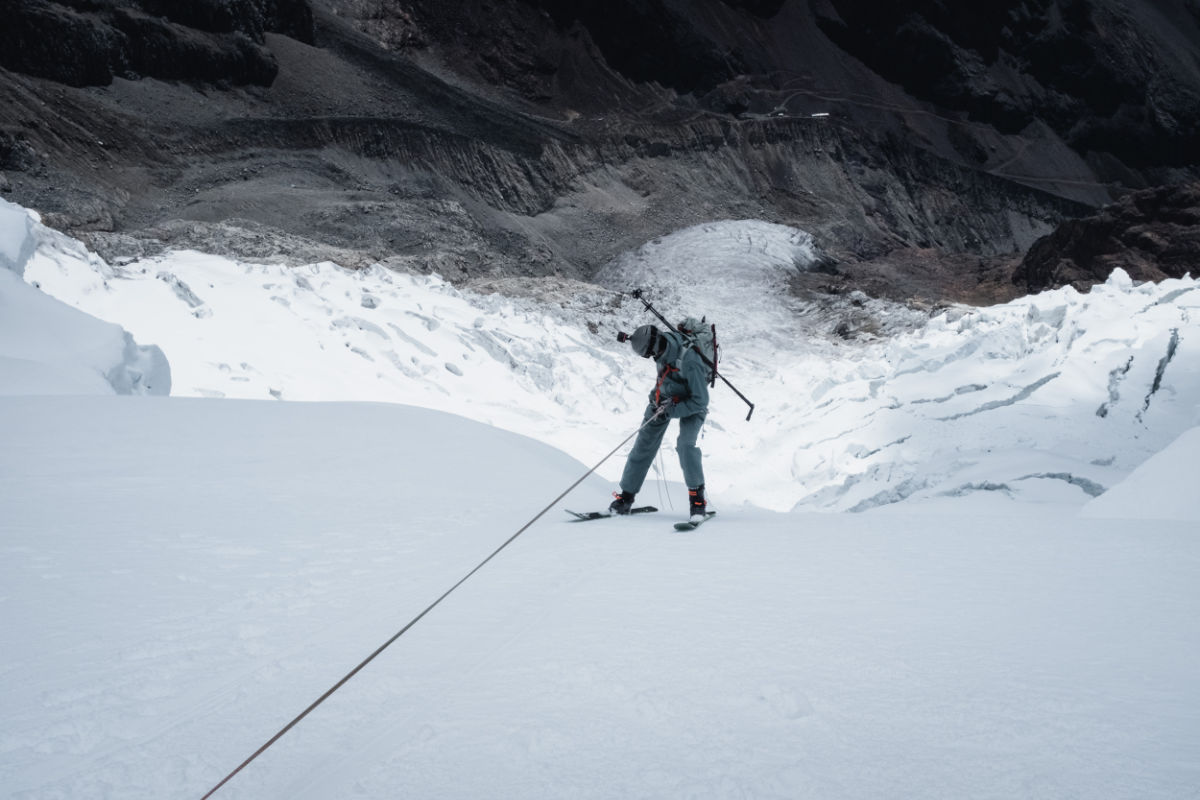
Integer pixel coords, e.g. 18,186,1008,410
134,0,315,44
1,2,130,87
523,0,752,94
0,0,1197,303
815,0,1200,172
394,0,791,112
0,0,314,87
1014,182,1200,291
721,0,787,15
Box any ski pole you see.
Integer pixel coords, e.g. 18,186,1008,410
627,288,756,421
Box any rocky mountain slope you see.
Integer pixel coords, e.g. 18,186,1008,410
1,0,1198,305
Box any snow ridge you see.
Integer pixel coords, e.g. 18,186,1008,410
0,198,37,275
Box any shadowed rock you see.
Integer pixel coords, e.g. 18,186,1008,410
1015,182,1200,291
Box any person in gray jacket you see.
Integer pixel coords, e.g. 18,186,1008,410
610,324,709,521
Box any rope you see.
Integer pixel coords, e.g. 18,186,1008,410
655,445,674,511
200,407,664,799
653,448,668,511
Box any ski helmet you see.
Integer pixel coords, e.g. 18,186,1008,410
628,324,661,359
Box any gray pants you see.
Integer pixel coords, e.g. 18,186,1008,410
620,404,706,495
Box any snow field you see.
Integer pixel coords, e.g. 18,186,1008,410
2,396,1198,799
2,200,1199,798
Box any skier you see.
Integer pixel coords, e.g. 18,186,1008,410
610,323,710,521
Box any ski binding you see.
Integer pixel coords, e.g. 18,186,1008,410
565,506,657,522
674,511,717,531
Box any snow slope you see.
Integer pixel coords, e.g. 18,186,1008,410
2,395,1198,799
2,200,1200,799
0,201,169,396
1081,425,1200,520
17,206,1200,514
0,197,37,274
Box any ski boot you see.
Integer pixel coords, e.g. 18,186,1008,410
608,490,636,515
688,484,707,522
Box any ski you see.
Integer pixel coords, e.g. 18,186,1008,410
565,506,657,522
673,511,717,531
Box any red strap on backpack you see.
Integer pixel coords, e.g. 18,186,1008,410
655,365,678,405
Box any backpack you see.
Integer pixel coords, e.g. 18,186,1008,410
676,316,718,387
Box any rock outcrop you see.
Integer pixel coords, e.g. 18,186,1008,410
1014,182,1200,291
0,0,314,87
814,0,1200,174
